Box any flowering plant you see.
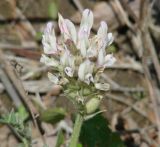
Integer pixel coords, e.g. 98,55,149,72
41,9,116,147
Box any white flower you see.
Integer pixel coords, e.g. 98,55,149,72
95,83,110,91
97,49,116,68
58,14,77,44
97,21,108,50
60,49,75,77
78,9,93,39
40,54,59,67
97,21,114,50
42,9,116,89
41,9,117,114
97,21,114,49
77,9,93,57
78,60,94,84
86,21,114,58
42,22,58,54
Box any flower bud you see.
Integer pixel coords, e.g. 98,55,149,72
82,88,91,96
85,98,101,114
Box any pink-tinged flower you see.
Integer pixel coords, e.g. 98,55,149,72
58,14,77,44
42,22,58,54
78,60,94,84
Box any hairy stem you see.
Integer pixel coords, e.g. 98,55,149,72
69,113,83,147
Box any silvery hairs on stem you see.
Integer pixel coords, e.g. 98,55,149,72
40,9,116,115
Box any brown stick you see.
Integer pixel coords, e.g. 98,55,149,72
138,0,160,142
105,94,150,121
0,49,45,143
0,67,21,107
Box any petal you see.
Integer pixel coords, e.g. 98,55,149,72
86,37,97,58
78,9,93,39
97,49,105,66
42,22,57,54
60,50,69,66
42,40,52,54
107,33,114,46
60,49,75,74
87,47,97,58
77,9,93,56
95,83,110,91
97,21,108,49
44,22,54,35
85,59,94,74
64,67,74,77
40,54,59,67
77,39,87,57
58,13,69,35
65,19,77,43
48,72,59,84
68,55,75,68
78,60,94,82
84,73,94,85
96,21,114,50
87,63,94,75
104,54,116,67
78,60,86,81
97,21,108,39
58,14,77,43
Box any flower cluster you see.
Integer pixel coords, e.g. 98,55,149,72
41,9,116,114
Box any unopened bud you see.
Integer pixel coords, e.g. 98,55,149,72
82,88,91,96
85,98,101,114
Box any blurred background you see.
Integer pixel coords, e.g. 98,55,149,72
0,0,160,147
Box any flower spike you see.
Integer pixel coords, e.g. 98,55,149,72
41,9,117,116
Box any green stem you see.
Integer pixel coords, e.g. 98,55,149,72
69,113,83,147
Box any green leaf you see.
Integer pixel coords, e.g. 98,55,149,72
48,0,58,19
35,31,43,41
55,129,64,147
77,143,83,147
0,118,8,124
80,114,125,147
107,44,117,53
17,105,28,122
40,108,66,124
0,109,31,146
43,144,49,147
